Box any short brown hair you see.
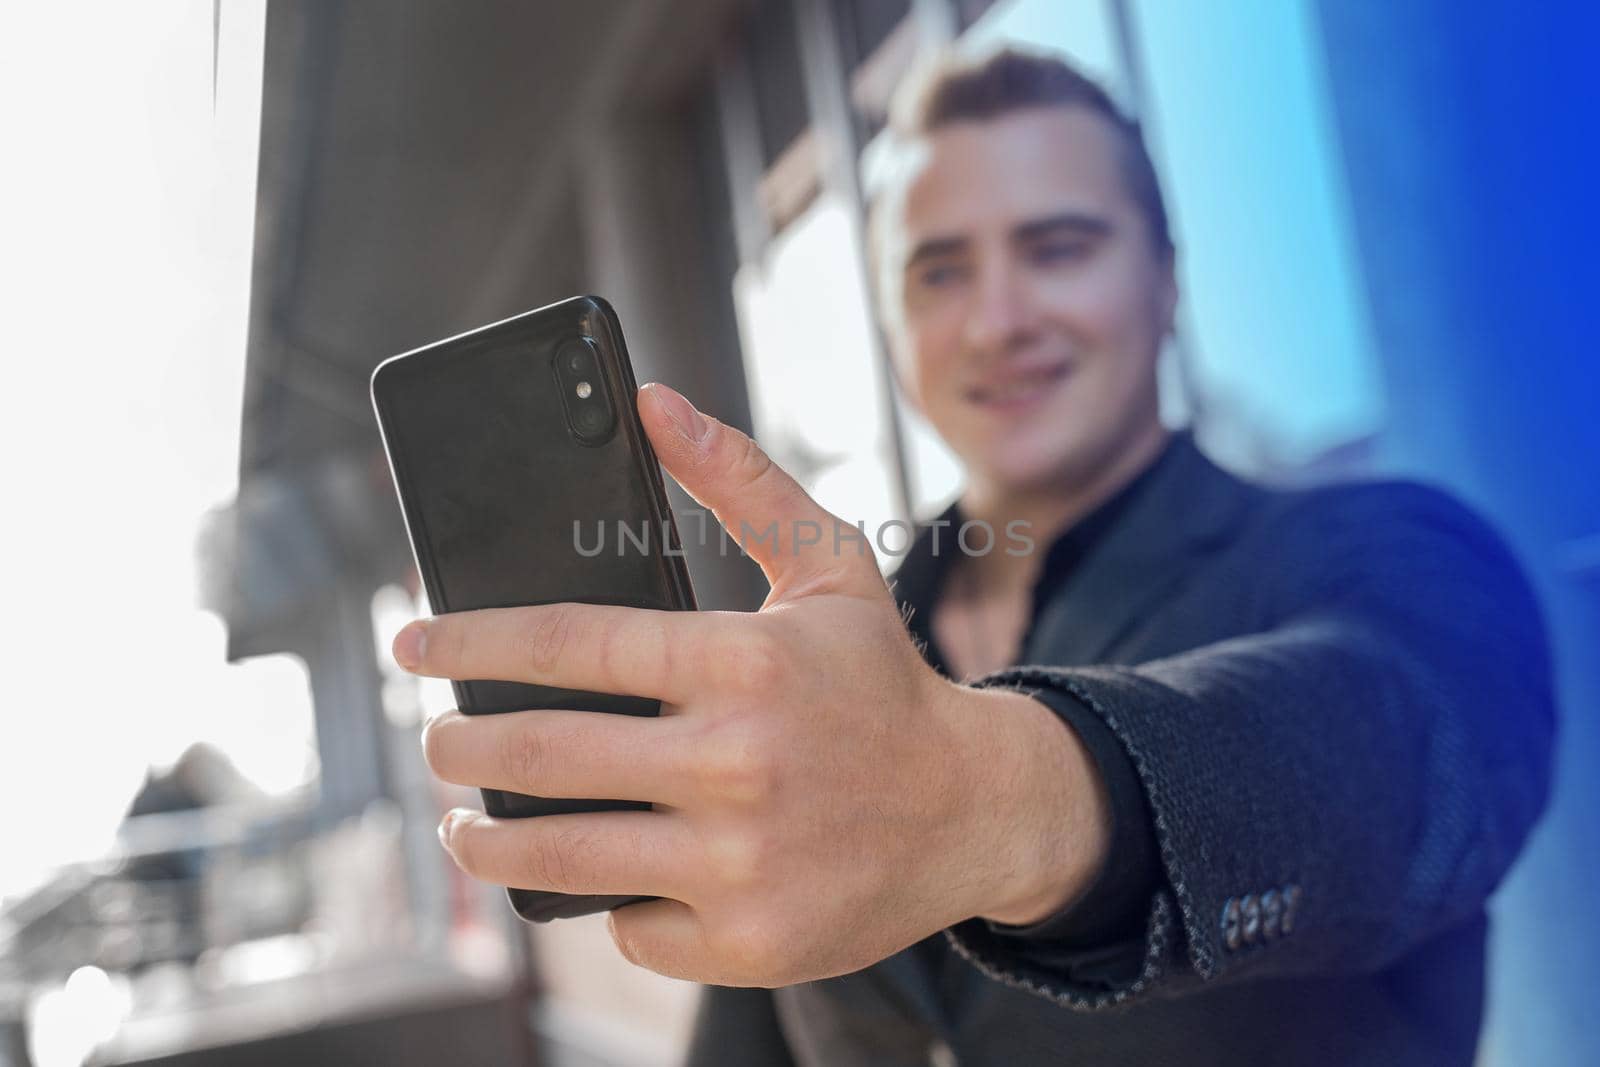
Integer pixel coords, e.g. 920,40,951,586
875,47,1172,253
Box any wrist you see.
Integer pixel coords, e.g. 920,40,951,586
948,685,1112,927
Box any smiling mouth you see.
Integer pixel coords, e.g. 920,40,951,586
965,362,1073,409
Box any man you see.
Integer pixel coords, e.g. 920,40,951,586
394,49,1553,1065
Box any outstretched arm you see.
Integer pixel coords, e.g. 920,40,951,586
949,483,1555,1007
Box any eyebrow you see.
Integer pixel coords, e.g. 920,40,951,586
1014,212,1114,242
904,236,969,271
904,212,1114,270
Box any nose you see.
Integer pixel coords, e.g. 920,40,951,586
962,256,1036,356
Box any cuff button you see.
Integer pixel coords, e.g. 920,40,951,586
1221,897,1242,951
1261,889,1282,939
1241,894,1262,944
1282,884,1303,935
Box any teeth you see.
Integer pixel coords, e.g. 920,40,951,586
982,371,1059,402
968,364,1069,404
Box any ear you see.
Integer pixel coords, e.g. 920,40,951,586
1156,244,1180,337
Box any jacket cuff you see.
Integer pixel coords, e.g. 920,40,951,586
942,669,1178,1007
945,889,1180,1010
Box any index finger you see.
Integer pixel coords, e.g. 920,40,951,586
392,601,729,702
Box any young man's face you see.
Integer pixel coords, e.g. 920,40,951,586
876,105,1177,497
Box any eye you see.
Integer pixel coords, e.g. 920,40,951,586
918,262,970,288
1030,240,1091,266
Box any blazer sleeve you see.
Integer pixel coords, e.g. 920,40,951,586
944,482,1555,1010
683,986,797,1067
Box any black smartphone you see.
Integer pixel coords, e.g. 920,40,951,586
370,294,696,922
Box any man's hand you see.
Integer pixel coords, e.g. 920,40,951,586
392,382,1109,986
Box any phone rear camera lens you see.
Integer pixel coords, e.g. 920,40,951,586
554,338,613,442
561,341,594,375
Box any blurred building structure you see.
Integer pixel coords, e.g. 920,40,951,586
5,1,1585,1065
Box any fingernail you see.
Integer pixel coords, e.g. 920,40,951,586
393,621,428,671
647,382,708,444
437,809,467,849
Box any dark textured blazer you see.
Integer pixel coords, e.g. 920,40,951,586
685,434,1554,1067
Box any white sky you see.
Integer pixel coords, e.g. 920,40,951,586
0,2,315,903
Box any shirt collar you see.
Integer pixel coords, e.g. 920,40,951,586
889,432,1187,670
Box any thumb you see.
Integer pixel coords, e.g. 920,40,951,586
637,383,880,600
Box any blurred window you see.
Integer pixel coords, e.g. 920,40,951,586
750,0,811,168
836,0,910,66
961,0,1122,85
835,0,913,144
1124,0,1384,468
954,0,1003,32
733,194,903,562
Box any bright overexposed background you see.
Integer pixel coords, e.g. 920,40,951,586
0,1,313,905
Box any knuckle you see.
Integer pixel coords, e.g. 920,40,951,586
713,626,786,693
705,825,771,888
498,723,550,791
524,605,576,678
726,430,774,489
703,726,779,807
528,826,589,894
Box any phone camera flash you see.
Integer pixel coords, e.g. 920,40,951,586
575,381,593,399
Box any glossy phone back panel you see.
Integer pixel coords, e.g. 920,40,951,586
371,295,695,921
